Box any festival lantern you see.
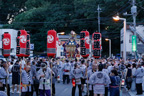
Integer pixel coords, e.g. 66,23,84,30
80,31,90,58
16,30,27,57
25,34,30,57
92,32,101,58
47,30,57,57
2,32,11,57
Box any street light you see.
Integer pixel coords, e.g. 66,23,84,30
113,16,127,62
57,32,65,38
57,32,65,35
105,38,111,58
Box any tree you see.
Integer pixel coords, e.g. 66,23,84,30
1,0,144,55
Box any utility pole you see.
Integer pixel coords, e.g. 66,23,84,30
97,5,101,33
131,0,137,59
123,0,137,59
97,5,102,57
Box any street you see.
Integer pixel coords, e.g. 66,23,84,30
9,82,131,96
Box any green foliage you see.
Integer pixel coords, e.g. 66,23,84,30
1,0,144,55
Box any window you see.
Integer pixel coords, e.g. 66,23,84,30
129,35,132,43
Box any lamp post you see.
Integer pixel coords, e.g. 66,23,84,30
57,32,65,38
105,38,111,58
113,16,126,62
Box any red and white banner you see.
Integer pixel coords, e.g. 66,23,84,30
80,31,90,58
47,30,57,57
16,30,27,57
2,32,11,57
92,32,101,59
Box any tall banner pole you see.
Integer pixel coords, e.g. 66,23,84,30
51,58,53,96
86,59,89,96
19,57,22,96
6,58,8,95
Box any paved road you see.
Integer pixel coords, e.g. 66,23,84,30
9,82,130,96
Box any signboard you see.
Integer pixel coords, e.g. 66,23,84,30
132,35,137,52
30,44,34,50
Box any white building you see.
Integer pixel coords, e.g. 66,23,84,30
120,25,144,59
0,29,18,56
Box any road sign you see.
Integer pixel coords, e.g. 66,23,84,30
132,35,137,52
30,44,34,50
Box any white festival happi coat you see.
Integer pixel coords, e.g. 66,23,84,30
89,71,111,94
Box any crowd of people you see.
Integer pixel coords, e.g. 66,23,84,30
0,55,144,96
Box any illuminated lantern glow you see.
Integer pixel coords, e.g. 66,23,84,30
80,31,90,58
25,34,30,57
92,32,101,59
2,32,11,57
47,30,57,58
72,78,76,87
16,30,27,57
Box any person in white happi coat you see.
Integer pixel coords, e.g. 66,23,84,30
87,64,97,96
0,61,9,95
80,59,86,92
57,59,63,82
0,91,7,96
89,64,111,96
134,64,144,95
71,63,83,96
37,62,54,96
21,66,33,96
141,62,144,91
131,63,136,91
102,64,109,96
63,59,71,84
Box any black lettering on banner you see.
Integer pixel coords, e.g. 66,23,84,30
17,38,20,46
93,49,100,56
80,48,86,55
27,35,30,40
80,33,85,39
94,41,100,48
80,40,85,47
17,31,21,37
27,42,29,48
16,47,20,54
94,34,100,40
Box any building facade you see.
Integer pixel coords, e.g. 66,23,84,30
120,25,144,59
